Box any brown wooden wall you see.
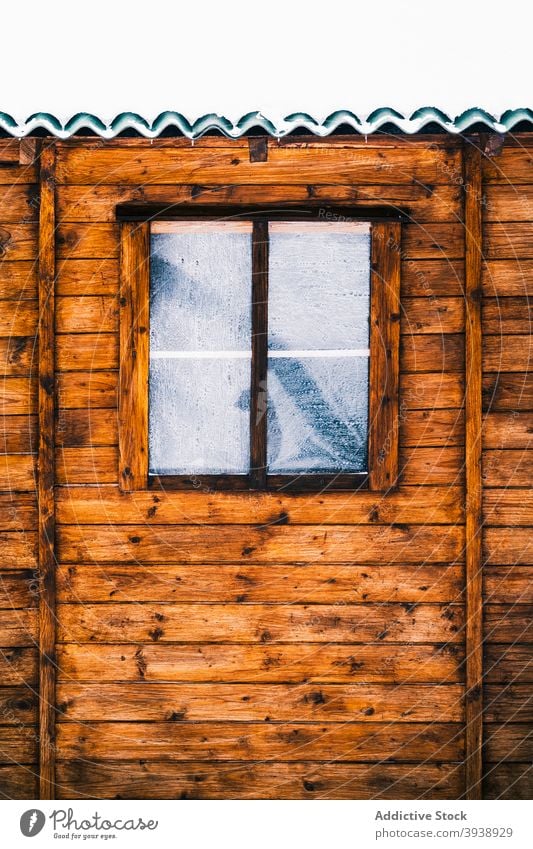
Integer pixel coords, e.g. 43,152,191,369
481,145,533,800
0,139,39,798
0,133,530,800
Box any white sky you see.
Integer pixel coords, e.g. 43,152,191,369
1,0,531,128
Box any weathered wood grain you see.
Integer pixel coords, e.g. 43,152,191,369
399,447,464,485
0,571,38,608
0,262,37,299
484,605,533,642
56,371,117,409
484,223,533,258
57,223,119,259
482,260,533,297
0,378,37,415
484,725,533,762
482,374,533,411
56,448,117,484
0,531,37,566
0,609,38,646
483,490,533,526
0,648,37,685
483,298,533,334
483,412,533,449
56,563,464,604
56,642,464,684
0,185,38,224
0,338,36,377
0,727,37,763
0,765,38,798
56,409,117,447
55,145,463,186
55,720,464,759
483,529,532,565
401,409,465,447
56,183,463,223
401,334,464,373
484,686,533,723
0,494,38,531
0,415,37,453
57,602,464,644
482,450,533,486
55,760,464,800
56,523,465,565
0,455,36,491
483,764,533,800
483,148,533,183
56,334,118,370
400,374,464,409
483,336,533,373
402,225,463,261
56,259,118,295
0,224,37,260
56,296,118,333
485,185,533,221
55,483,464,525
484,645,533,683
0,164,38,186
0,302,38,336
0,688,37,725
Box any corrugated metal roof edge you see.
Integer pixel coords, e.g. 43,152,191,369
1,107,532,138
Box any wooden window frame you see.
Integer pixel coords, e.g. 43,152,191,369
118,206,401,493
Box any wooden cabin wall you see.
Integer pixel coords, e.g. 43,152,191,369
50,137,467,799
0,139,39,798
481,141,533,800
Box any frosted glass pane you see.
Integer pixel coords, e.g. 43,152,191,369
268,221,371,351
150,221,252,351
149,358,250,475
267,357,369,474
149,221,252,475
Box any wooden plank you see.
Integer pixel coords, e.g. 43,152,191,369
0,493,38,531
55,145,463,186
0,727,37,764
401,298,463,334
401,333,464,373
55,760,464,800
402,409,464,447
0,688,37,725
368,220,400,491
57,602,464,644
56,483,464,525
118,222,149,491
401,260,464,297
400,374,464,409
0,164,38,186
0,415,38,453
482,260,533,297
0,455,36,491
483,764,533,800
484,685,533,722
37,143,56,800
56,684,463,723
482,373,533,411
0,338,36,377
56,408,117,447
56,523,465,565
56,371,117,409
483,336,533,373
485,645,533,683
399,447,464,485
483,298,532,334
463,143,483,800
0,301,38,336
57,223,119,259
0,532,37,566
0,224,37,260
56,296,118,333
485,185,533,221
0,609,38,646
56,563,464,604
483,412,533,449
484,490,533,526
0,648,37,685
0,765,38,799
0,262,37,299
0,185,38,223
0,378,37,415
483,148,533,183
56,333,118,371
0,140,23,164
56,259,118,295
56,447,117,484
483,529,532,565
484,605,533,641
402,224,463,260
57,182,462,223
57,642,464,684
483,450,533,486
55,721,464,760
484,724,533,761
485,223,533,258
0,571,38,608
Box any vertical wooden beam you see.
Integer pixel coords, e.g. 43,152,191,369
118,221,150,490
463,140,484,799
38,142,56,799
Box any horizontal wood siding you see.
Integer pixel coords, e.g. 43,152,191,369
481,139,533,801
50,137,466,800
0,140,39,798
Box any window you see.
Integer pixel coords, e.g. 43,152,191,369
118,208,401,493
